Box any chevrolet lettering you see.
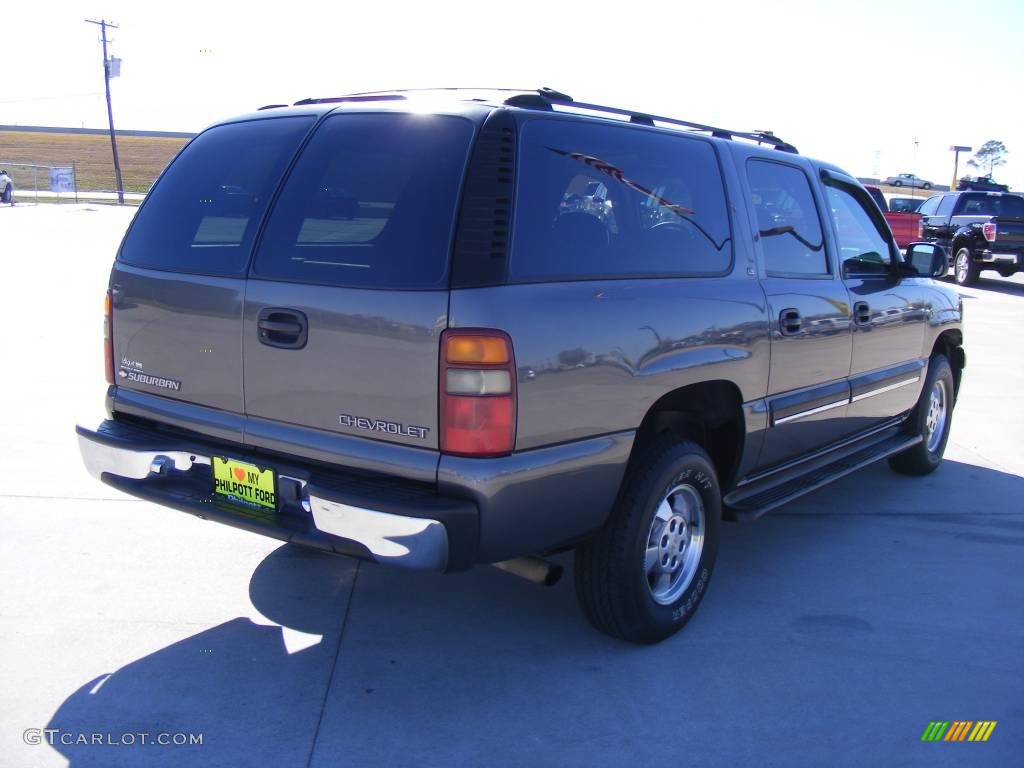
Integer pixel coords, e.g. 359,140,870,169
338,414,430,439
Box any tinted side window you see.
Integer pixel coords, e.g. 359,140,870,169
746,160,828,276
510,120,732,280
936,194,957,217
252,114,473,289
917,195,941,216
120,117,313,275
825,182,893,277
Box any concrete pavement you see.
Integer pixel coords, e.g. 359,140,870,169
1,203,1021,767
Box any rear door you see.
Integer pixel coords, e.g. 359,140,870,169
243,112,476,451
111,117,314,439
921,193,957,247
744,158,855,470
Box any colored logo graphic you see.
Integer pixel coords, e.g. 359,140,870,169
921,721,997,742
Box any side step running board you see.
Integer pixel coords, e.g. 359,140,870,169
724,431,922,521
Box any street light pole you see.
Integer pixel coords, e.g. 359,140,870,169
950,145,972,192
912,139,920,199
85,19,125,204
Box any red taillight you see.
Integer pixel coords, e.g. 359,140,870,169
440,330,515,457
983,222,997,242
104,291,114,385
918,218,924,239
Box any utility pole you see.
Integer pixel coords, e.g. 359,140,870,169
85,19,124,204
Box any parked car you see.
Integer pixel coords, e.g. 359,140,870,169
76,88,965,644
919,190,1024,285
883,173,933,189
0,169,12,204
957,175,1009,192
864,185,923,247
889,197,925,213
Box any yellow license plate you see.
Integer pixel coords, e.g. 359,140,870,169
212,457,277,510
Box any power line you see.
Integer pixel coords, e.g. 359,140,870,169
84,18,125,204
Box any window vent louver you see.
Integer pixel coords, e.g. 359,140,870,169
451,109,517,288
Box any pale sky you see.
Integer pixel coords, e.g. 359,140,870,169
3,0,1023,189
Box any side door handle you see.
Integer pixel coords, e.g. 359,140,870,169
853,301,871,325
257,308,308,349
779,308,802,335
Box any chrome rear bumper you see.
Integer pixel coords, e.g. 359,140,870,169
76,420,453,571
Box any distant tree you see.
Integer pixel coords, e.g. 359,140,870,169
557,347,589,368
967,140,1008,176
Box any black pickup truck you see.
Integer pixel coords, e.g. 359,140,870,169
919,190,1024,285
957,175,1010,192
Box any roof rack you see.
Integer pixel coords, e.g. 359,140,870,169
504,89,798,154
277,87,797,153
289,87,535,107
292,93,407,106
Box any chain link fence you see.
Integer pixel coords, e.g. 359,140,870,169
0,162,82,204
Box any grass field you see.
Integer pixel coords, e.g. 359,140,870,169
0,131,188,194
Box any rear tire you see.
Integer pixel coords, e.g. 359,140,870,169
1,184,11,204
922,182,932,190
574,437,721,644
892,180,903,187
889,355,955,476
953,247,980,286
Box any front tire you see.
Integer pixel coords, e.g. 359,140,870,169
889,355,955,476
922,182,932,190
954,247,980,286
575,438,721,644
1,184,11,204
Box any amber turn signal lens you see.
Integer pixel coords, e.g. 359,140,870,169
445,335,510,365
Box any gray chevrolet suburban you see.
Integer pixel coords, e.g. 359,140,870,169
77,88,965,643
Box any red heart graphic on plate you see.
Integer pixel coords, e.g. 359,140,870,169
233,467,246,482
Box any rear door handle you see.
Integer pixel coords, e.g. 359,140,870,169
779,308,802,335
257,308,308,349
854,301,871,325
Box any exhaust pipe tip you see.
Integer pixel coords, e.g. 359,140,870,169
492,555,563,587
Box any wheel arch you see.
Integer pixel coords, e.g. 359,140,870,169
950,229,977,257
628,380,746,491
931,329,965,396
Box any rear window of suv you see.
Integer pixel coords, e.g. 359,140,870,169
510,119,732,281
251,113,474,289
119,117,314,275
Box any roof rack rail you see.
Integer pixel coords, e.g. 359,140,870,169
257,104,288,111
504,89,798,154
291,87,540,107
292,93,407,106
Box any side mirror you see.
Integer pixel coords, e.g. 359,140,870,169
904,242,948,278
